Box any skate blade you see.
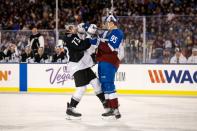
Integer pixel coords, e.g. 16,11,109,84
66,114,81,120
101,115,117,121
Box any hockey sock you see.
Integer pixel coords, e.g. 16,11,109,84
109,98,119,109
97,92,108,108
108,93,119,109
70,97,79,108
96,92,105,103
104,94,110,108
70,86,86,108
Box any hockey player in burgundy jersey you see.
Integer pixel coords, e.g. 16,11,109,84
96,15,124,119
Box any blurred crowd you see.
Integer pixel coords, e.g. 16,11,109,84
121,15,197,64
0,29,67,63
0,0,197,64
0,0,196,30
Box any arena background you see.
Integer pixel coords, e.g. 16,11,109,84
0,0,196,96
0,1,197,131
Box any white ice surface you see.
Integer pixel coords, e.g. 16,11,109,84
0,93,197,131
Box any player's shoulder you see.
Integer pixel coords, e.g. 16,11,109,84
60,33,77,41
112,29,124,37
34,33,42,37
65,33,77,38
114,28,123,33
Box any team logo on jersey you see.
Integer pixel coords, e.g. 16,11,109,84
148,70,197,84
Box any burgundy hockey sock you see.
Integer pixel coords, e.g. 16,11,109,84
109,98,119,109
106,99,110,108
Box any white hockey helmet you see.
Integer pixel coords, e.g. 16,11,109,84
87,24,97,35
56,40,64,48
64,24,76,34
77,23,86,34
105,15,118,23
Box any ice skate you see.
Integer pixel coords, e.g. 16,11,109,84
113,109,121,119
101,108,115,120
66,103,82,120
102,108,114,117
101,108,121,120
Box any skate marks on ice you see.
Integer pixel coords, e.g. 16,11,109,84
0,93,197,131
121,96,197,131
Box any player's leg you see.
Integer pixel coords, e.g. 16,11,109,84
98,62,110,109
81,67,106,108
66,69,89,119
98,62,121,119
108,91,121,119
89,77,107,108
66,86,87,118
101,82,121,118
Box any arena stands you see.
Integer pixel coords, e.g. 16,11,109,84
0,0,196,63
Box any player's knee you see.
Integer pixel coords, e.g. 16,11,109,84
90,78,102,95
101,82,115,94
73,86,87,101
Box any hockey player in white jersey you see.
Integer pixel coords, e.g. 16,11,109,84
59,23,106,119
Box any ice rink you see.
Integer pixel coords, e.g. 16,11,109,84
0,93,197,131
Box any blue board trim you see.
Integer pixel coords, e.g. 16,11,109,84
20,63,27,91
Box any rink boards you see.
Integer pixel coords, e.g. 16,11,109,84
0,63,197,96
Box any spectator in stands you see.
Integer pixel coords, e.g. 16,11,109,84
0,51,5,62
153,35,164,59
51,44,66,63
156,48,171,64
28,27,45,56
181,46,189,59
20,45,34,63
123,37,137,64
164,36,173,49
0,0,196,64
187,46,197,64
3,43,20,62
0,0,196,29
170,48,187,64
34,47,48,63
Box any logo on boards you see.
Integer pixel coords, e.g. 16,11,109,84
0,70,12,81
148,70,197,84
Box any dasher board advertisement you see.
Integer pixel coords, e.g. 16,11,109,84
0,64,19,92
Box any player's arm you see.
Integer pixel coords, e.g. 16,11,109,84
27,39,31,48
14,45,19,57
66,36,91,51
107,30,124,51
38,35,44,48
